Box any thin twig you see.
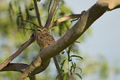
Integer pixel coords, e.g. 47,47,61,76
48,0,52,13
49,14,81,28
45,0,58,29
53,57,63,80
23,20,39,27
33,0,43,27
0,34,35,70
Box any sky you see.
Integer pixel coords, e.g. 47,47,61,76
65,0,120,66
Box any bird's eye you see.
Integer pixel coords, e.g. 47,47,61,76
37,28,41,31
38,29,40,31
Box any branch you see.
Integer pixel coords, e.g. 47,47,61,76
23,20,39,27
17,10,88,80
50,14,81,28
17,56,42,80
29,76,36,80
45,0,58,28
0,63,28,73
39,11,88,62
39,2,112,60
33,0,43,27
0,34,35,70
17,1,120,78
25,2,120,76
0,63,36,80
17,37,61,79
97,0,120,10
53,57,63,80
50,0,120,29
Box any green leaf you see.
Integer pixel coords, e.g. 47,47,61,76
61,59,66,69
61,51,65,54
75,73,82,80
71,55,83,60
67,46,72,61
70,62,76,74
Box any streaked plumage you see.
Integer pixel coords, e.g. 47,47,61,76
36,27,55,48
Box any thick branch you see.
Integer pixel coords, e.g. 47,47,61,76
39,4,108,61
17,2,120,78
33,0,43,27
0,34,35,70
28,3,117,75
45,0,58,28
18,10,88,80
97,0,120,9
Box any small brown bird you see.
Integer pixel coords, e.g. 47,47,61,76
34,27,55,74
36,27,55,48
30,27,60,76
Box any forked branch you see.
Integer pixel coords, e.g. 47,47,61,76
0,34,35,70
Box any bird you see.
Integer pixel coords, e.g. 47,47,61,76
32,27,55,74
28,27,60,76
36,27,55,48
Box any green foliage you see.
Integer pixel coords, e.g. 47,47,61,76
58,45,83,80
